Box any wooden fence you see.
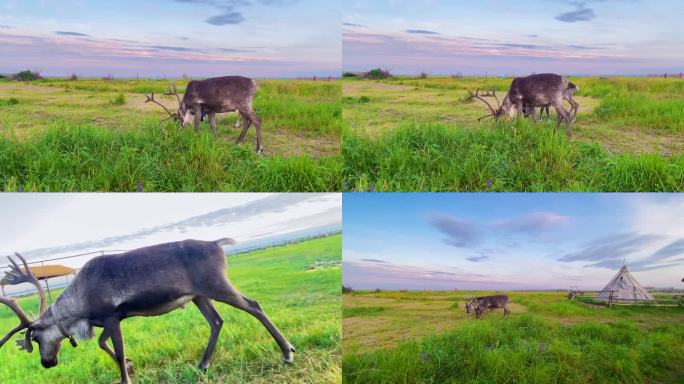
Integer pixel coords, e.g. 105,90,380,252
569,290,680,307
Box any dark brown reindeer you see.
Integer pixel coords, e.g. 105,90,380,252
0,240,295,384
146,76,264,154
469,73,575,138
465,295,511,319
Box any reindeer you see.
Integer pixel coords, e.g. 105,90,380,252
525,81,579,123
0,241,295,384
465,295,511,319
145,76,264,154
468,73,575,138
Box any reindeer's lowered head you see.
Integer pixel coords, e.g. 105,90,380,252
465,299,476,314
145,84,183,124
0,254,82,369
467,89,507,121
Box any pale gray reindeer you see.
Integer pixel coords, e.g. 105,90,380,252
465,295,511,320
527,81,579,123
0,241,295,384
146,76,264,154
468,73,575,138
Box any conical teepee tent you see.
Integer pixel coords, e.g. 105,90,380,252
598,264,654,302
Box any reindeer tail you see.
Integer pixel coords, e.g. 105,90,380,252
213,238,237,246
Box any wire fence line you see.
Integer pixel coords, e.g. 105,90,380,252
1,230,340,299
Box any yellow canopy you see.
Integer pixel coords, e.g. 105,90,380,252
27,265,76,280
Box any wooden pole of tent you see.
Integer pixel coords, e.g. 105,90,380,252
609,291,613,308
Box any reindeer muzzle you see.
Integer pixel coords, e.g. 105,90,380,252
41,358,58,368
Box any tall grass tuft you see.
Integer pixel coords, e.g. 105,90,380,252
110,92,126,106
0,120,341,191
343,314,684,384
343,121,684,192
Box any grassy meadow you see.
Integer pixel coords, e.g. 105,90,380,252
342,76,684,191
0,235,342,384
0,78,341,191
343,290,684,384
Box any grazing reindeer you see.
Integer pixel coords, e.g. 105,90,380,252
145,76,264,154
469,73,575,138
526,82,579,123
0,241,295,384
465,295,511,319
182,76,263,154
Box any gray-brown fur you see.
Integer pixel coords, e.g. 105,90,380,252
1,240,294,384
465,294,511,320
468,74,576,138
500,73,574,137
526,81,579,123
180,76,264,154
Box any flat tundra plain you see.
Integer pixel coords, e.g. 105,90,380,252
0,78,342,192
343,290,684,384
343,76,684,192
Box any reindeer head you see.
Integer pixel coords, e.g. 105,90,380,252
465,298,478,314
145,84,183,125
0,254,75,369
178,100,194,127
467,89,505,121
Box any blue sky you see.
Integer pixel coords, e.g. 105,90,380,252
0,0,340,78
343,0,684,75
343,193,684,290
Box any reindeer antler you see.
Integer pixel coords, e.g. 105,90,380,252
145,92,181,123
0,253,45,351
467,88,501,121
164,84,182,110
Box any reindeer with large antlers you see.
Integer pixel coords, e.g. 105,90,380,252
0,240,295,384
145,76,264,154
468,73,576,138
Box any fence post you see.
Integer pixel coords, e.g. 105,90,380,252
40,260,53,302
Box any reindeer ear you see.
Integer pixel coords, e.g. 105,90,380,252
17,329,33,353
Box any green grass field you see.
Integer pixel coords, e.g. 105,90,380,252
343,290,684,384
0,235,342,384
343,76,684,191
0,78,341,191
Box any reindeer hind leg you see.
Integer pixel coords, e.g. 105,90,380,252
208,112,217,135
205,278,294,363
234,112,242,129
193,297,223,371
243,106,263,154
553,103,572,138
235,109,252,145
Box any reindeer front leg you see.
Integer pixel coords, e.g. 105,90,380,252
530,105,539,124
193,104,202,132
104,318,131,384
99,328,135,377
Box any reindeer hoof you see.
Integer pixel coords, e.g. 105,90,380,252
283,344,296,364
256,146,264,155
125,359,135,376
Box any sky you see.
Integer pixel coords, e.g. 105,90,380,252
343,193,684,291
0,193,341,268
343,0,684,76
0,0,340,78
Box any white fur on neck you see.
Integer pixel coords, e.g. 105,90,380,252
68,319,94,340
